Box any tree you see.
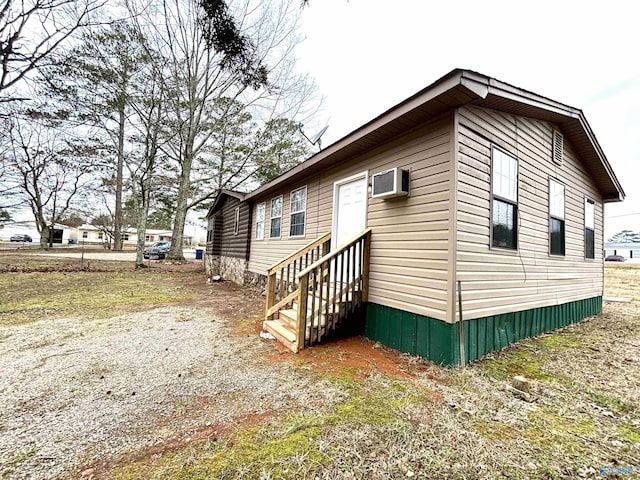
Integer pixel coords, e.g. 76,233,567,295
126,56,168,267
608,230,640,243
0,0,107,103
247,117,311,185
58,213,85,227
91,213,115,249
0,208,11,224
44,22,151,250
129,0,319,260
2,113,99,248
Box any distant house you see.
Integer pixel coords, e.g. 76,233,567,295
206,69,624,365
204,190,251,284
604,242,640,259
1,221,77,244
75,225,194,247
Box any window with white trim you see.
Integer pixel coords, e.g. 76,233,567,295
549,179,565,256
233,207,240,235
491,147,518,249
289,186,307,237
255,203,265,240
82,231,88,239
270,196,282,238
585,198,595,259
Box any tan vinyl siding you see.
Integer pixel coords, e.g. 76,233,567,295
249,115,454,321
456,106,604,321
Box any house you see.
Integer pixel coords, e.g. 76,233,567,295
76,225,195,248
204,190,251,284
206,69,624,365
1,221,78,244
604,242,640,260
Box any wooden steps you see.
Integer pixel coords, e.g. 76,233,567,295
263,319,298,352
262,229,371,353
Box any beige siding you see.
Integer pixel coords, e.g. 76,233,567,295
248,116,454,321
456,106,604,321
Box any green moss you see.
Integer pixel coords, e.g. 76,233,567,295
536,334,582,350
521,407,595,464
618,425,640,444
1,448,37,476
111,373,436,479
113,417,326,480
590,392,637,414
481,349,555,383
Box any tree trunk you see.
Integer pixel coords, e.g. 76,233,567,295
135,181,150,268
113,102,126,251
168,147,193,261
39,224,50,250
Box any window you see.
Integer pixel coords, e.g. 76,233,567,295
585,198,595,259
289,186,307,237
82,231,88,239
255,203,265,240
270,196,282,238
122,233,129,241
98,232,103,240
491,147,518,249
549,179,565,256
233,207,240,235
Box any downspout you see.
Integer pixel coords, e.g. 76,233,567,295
450,109,462,365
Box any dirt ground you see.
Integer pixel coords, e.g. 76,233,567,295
1,252,639,479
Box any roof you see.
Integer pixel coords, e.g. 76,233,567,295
245,69,624,203
206,190,247,217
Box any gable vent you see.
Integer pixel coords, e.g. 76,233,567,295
552,130,563,165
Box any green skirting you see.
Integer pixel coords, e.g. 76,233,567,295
364,296,602,365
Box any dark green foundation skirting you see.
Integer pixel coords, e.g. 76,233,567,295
364,296,602,365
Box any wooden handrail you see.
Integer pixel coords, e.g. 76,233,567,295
294,227,371,349
265,231,331,322
297,228,372,279
267,231,331,275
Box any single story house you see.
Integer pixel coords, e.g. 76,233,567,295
1,221,77,244
604,242,640,260
76,225,195,247
206,69,624,365
204,190,251,284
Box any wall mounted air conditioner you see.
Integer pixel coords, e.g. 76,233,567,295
371,167,410,199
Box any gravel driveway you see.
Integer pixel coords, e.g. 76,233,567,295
0,306,335,479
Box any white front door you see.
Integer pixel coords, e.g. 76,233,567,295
332,173,368,251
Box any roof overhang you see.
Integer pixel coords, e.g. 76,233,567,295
206,189,246,217
246,69,624,203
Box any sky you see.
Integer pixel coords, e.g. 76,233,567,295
296,0,640,239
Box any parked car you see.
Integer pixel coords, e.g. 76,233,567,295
10,234,32,242
605,255,625,262
143,241,171,259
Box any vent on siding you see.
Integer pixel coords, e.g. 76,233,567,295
552,130,563,165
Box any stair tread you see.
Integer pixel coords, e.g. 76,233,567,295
264,319,296,343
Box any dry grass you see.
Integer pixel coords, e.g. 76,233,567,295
2,256,639,479
0,251,197,326
108,265,640,479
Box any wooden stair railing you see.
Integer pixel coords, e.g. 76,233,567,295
265,232,331,321
263,228,371,353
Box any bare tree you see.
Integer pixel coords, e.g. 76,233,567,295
0,0,107,102
2,114,98,248
129,0,319,260
126,53,168,267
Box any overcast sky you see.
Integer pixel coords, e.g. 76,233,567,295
296,0,639,239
